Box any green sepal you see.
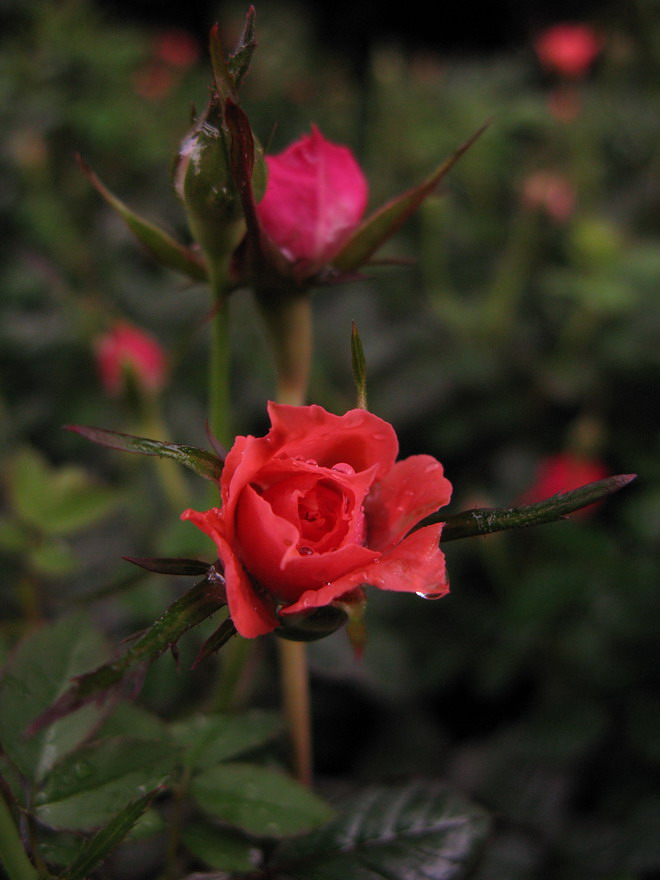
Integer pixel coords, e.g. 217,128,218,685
192,617,237,668
61,789,160,880
65,424,223,482
25,578,225,737
275,604,349,642
77,156,208,282
350,321,368,410
437,473,637,542
333,122,490,272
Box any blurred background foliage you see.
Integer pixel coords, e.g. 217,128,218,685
1,0,659,878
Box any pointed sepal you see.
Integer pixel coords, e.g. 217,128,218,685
333,122,490,272
77,156,208,282
65,424,224,482
438,473,637,542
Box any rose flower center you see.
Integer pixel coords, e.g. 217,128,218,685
260,470,365,556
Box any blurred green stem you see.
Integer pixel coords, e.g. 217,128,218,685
208,263,233,450
258,293,313,406
278,639,313,786
270,325,314,786
0,791,38,880
139,396,189,512
482,208,540,342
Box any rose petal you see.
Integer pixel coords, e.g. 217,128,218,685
181,507,279,638
257,126,368,266
365,455,453,551
280,523,447,615
236,485,378,602
267,402,398,479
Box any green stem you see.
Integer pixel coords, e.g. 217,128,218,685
258,293,313,406
208,265,233,450
270,331,314,786
277,639,313,787
139,396,189,512
0,790,38,880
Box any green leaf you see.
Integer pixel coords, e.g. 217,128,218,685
97,701,168,742
182,821,260,873
78,156,208,283
25,579,224,736
8,447,120,536
66,425,224,482
269,781,491,880
35,738,177,831
170,711,282,770
0,613,109,782
190,762,334,837
438,474,637,542
333,123,489,272
31,538,79,576
62,788,160,880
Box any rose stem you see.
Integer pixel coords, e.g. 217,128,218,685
278,639,313,786
208,264,233,450
272,294,314,785
259,293,313,407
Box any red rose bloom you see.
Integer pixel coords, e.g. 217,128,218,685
182,403,452,638
256,126,368,269
534,23,603,79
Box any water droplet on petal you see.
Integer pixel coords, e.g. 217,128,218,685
298,546,314,556
416,591,446,600
332,462,355,475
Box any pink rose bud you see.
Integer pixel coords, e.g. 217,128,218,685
534,23,603,79
182,403,452,638
95,322,168,397
257,126,368,268
518,452,610,517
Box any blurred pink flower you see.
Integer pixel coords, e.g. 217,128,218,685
534,23,603,78
518,452,610,517
133,63,176,101
95,322,168,397
256,126,368,269
521,171,576,222
154,30,200,69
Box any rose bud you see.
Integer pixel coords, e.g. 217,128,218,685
256,126,368,273
95,321,168,398
182,403,452,639
175,94,266,271
534,23,603,79
517,451,610,517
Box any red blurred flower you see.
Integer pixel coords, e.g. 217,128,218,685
182,403,452,638
518,452,610,517
521,171,576,222
256,126,368,270
534,23,603,78
133,63,176,101
95,322,168,397
154,29,200,69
